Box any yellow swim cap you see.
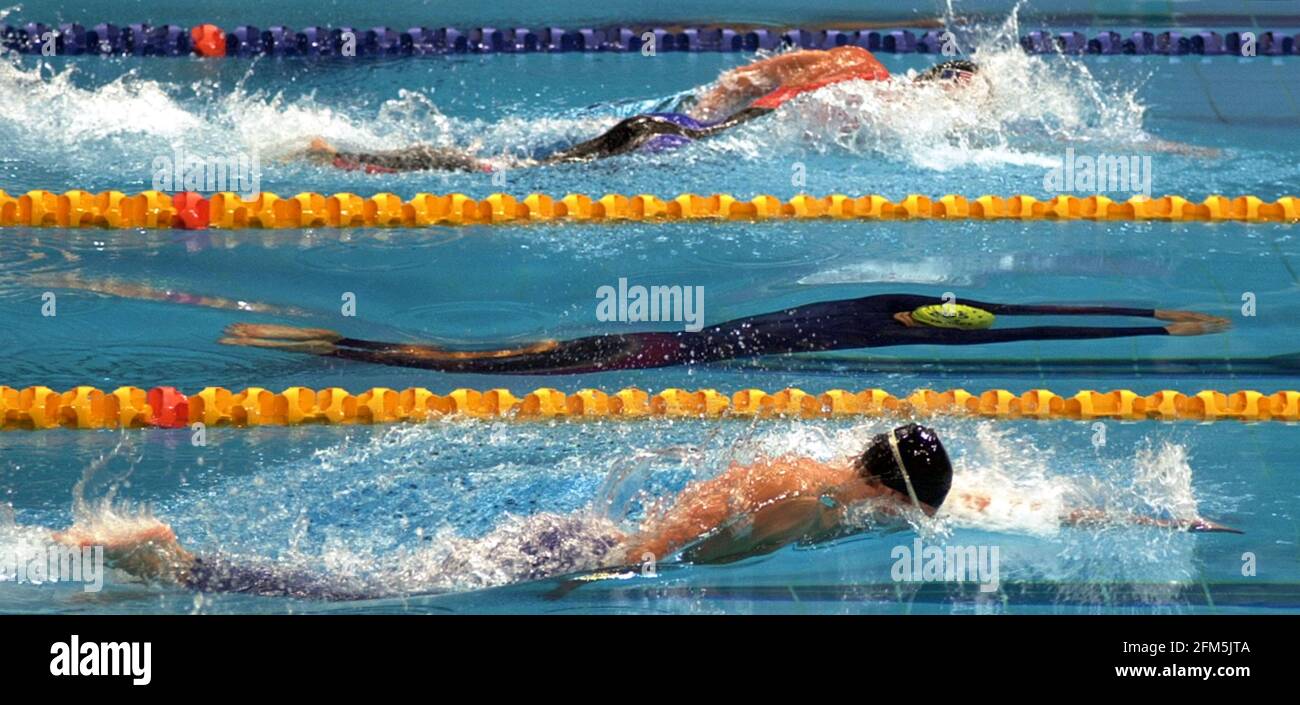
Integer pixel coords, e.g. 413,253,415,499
911,303,995,330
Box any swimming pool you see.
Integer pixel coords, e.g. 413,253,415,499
1,3,1297,615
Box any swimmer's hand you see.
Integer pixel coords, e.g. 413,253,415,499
1156,310,1231,336
279,137,341,165
1164,320,1231,336
1136,515,1243,534
1141,138,1222,159
53,518,195,582
1183,517,1244,534
1154,309,1228,324
304,136,339,163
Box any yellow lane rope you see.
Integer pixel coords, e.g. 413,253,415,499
2,190,1297,229
3,385,1297,429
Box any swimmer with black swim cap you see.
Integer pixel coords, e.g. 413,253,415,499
618,421,1236,567
47,423,1238,600
624,424,955,566
856,423,953,514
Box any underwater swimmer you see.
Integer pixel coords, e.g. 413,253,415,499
48,424,1238,599
296,52,984,172
220,294,1230,375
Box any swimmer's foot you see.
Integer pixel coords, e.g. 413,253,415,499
219,337,338,354
220,323,343,354
224,323,342,342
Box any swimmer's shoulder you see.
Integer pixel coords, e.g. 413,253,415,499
736,456,855,497
828,45,890,78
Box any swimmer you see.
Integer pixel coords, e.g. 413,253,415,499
219,294,1230,375
294,50,983,172
49,424,1239,600
26,272,309,317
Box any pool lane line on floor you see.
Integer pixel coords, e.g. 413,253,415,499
2,24,1296,57
4,386,1298,429
3,191,1297,230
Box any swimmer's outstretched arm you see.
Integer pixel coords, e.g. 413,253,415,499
899,298,1230,343
1058,136,1221,160
959,298,1227,324
1062,508,1242,533
27,273,309,316
952,491,1242,533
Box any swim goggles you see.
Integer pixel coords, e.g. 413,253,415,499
887,429,924,511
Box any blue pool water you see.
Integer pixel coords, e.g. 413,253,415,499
1,4,1298,614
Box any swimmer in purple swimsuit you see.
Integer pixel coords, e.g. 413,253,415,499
219,294,1229,375
296,51,976,172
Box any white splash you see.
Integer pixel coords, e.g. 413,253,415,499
0,10,1153,175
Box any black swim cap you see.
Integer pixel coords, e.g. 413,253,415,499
914,60,980,83
856,424,953,509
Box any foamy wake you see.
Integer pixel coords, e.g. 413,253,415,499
1,9,1153,174
1,418,1216,599
755,16,1147,171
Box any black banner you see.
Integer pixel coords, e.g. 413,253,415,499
0,614,1286,691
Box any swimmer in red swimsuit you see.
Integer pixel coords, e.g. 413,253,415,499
296,49,978,172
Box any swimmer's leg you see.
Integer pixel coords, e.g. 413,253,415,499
333,144,491,173
544,115,682,162
544,108,769,163
220,323,662,374
221,323,555,358
53,515,368,599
